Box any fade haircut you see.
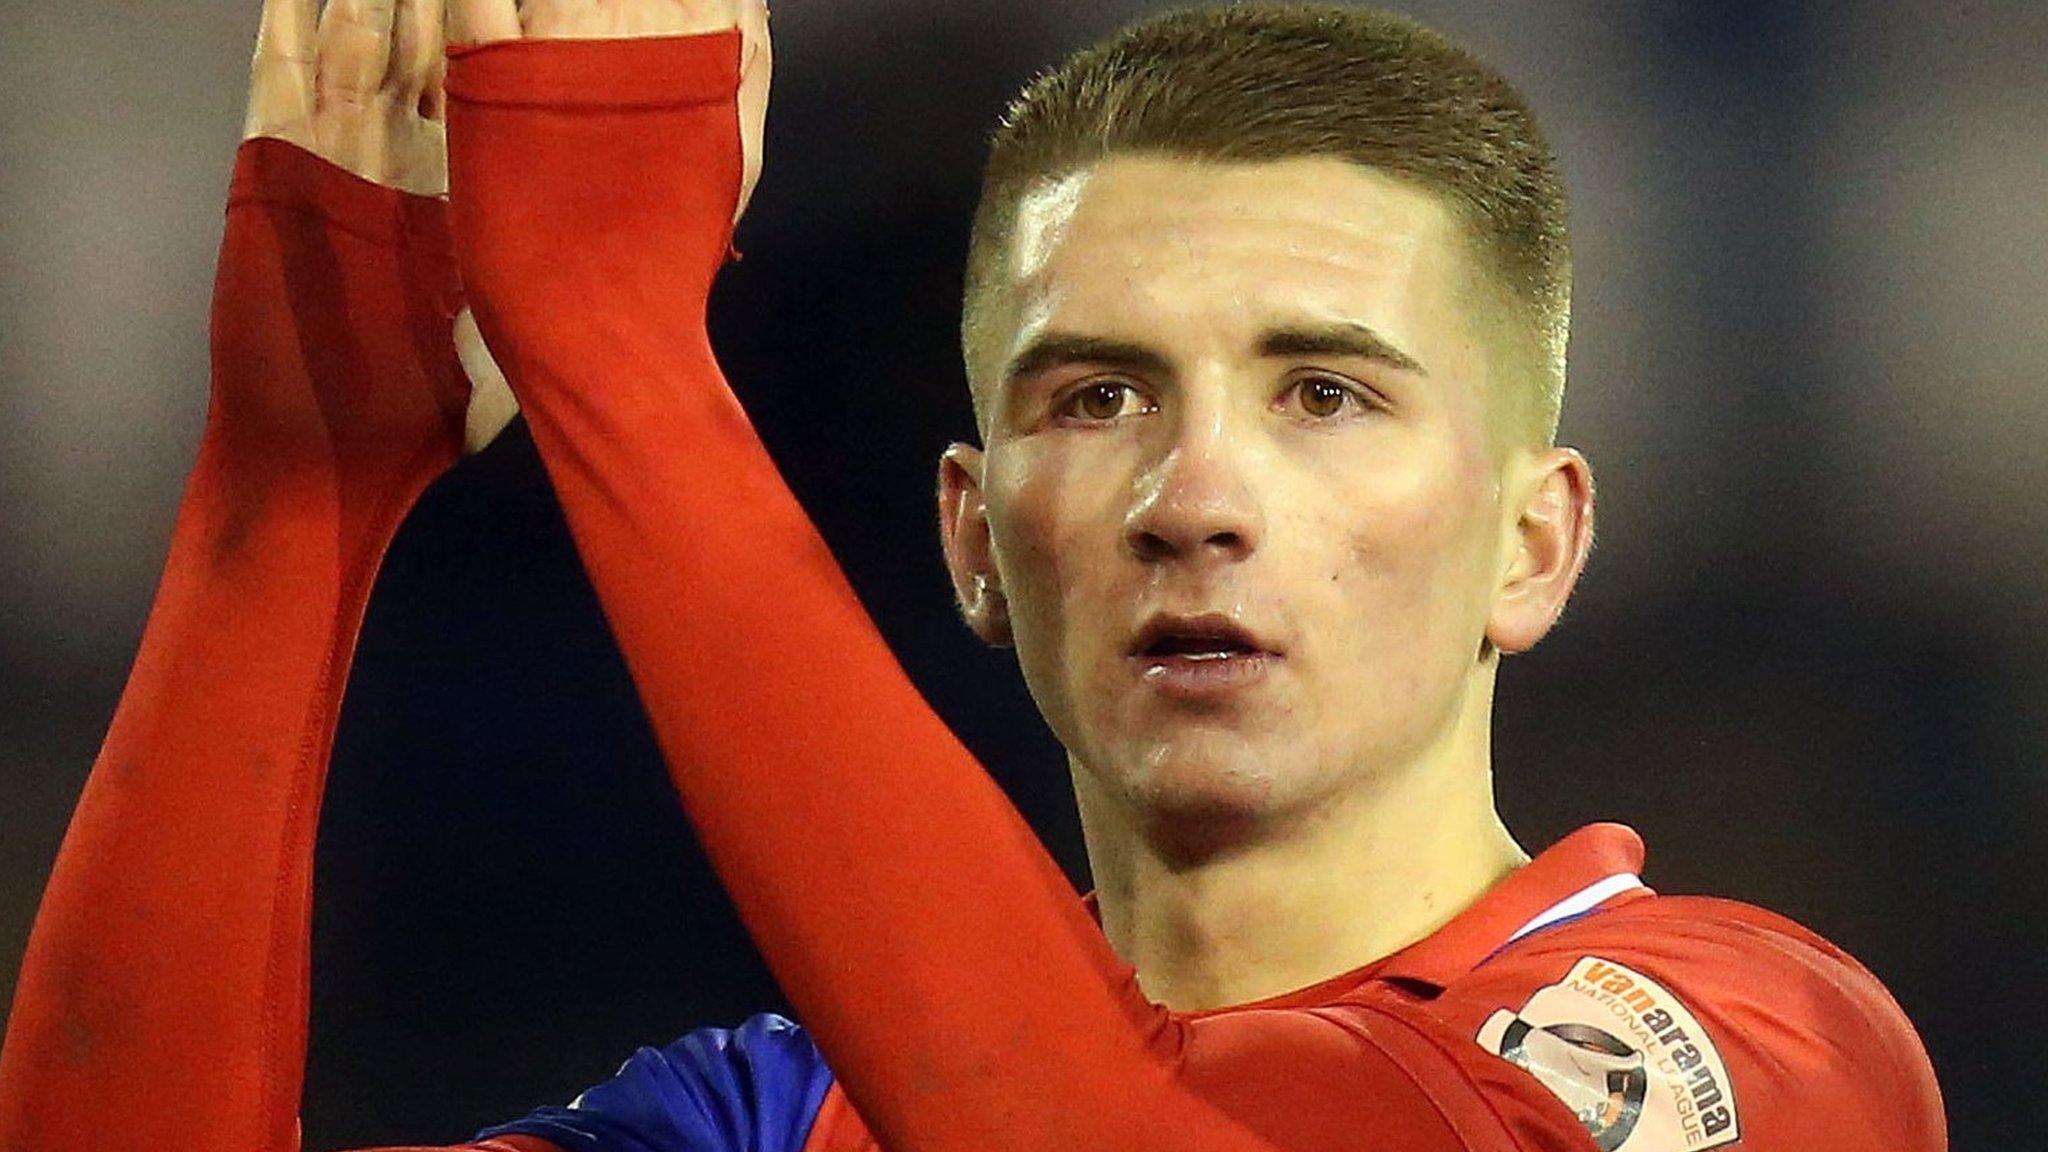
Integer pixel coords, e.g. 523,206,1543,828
961,2,1571,445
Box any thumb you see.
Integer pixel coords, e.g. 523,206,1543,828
454,307,520,455
734,0,772,223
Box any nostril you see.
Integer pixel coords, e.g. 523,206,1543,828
1127,529,1174,562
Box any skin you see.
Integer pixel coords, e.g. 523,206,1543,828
245,0,452,197
937,156,1594,1010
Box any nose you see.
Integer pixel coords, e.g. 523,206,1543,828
1122,406,1264,567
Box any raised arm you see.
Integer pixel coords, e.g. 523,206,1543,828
0,2,534,1149
437,7,1372,1150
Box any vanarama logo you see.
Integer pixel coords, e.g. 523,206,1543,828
1477,956,1739,1151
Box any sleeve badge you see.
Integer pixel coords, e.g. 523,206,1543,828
1475,956,1739,1152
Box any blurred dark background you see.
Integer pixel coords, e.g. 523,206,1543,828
3,2,2044,1149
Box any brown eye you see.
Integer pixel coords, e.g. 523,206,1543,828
1293,376,1357,419
1066,381,1144,421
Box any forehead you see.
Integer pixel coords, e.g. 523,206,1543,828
998,154,1479,372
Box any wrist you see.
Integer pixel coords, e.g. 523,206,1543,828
444,31,747,332
445,31,743,111
210,141,470,499
229,137,458,262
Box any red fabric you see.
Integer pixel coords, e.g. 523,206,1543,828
1429,892,1950,1151
0,139,550,1152
443,29,1944,1152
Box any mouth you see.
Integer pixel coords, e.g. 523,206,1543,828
1129,613,1280,659
1127,613,1282,699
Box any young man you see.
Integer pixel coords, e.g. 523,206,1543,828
0,1,1946,1151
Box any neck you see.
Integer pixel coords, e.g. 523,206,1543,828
1076,675,1525,1013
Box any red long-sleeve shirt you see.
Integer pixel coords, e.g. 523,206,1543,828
0,27,1944,1152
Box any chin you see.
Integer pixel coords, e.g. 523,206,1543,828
1088,731,1326,854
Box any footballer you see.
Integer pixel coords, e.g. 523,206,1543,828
0,1,1947,1150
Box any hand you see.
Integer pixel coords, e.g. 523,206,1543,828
449,0,773,223
243,0,451,197
242,0,517,452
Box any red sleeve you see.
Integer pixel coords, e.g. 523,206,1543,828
440,31,1512,1152
1417,898,1948,1151
0,138,555,1152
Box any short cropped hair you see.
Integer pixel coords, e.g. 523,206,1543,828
961,3,1571,445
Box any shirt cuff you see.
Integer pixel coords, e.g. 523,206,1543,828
226,136,456,256
445,31,744,111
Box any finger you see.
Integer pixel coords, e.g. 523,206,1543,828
448,0,520,46
315,0,399,105
253,0,318,64
390,0,444,97
246,0,319,139
418,53,448,121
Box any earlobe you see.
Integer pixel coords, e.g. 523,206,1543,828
937,443,1013,648
1485,448,1595,655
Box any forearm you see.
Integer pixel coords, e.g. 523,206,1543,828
0,139,467,1152
445,34,1270,1151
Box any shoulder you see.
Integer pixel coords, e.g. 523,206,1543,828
1485,892,1928,1070
1426,892,1946,1152
474,1013,837,1152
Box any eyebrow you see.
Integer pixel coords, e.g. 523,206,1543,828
1002,333,1174,388
1257,321,1428,376
1002,321,1427,389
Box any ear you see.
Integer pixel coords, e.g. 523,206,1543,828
937,442,1013,647
1486,447,1595,654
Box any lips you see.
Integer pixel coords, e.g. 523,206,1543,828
1127,613,1281,700
1128,612,1281,659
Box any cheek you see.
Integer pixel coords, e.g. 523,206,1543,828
1318,433,1500,678
985,444,1129,718
990,444,1094,615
